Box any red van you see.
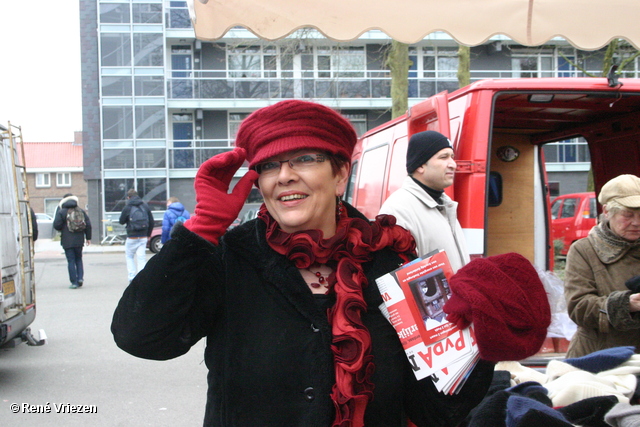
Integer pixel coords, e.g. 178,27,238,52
345,78,640,273
551,192,597,256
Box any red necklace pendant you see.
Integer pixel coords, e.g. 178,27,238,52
307,264,330,289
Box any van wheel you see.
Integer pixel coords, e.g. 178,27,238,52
149,235,162,253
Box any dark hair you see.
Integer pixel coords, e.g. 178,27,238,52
63,193,73,198
328,154,351,177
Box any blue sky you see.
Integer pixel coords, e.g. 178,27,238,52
0,0,82,142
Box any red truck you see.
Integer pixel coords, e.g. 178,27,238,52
345,77,640,358
345,78,640,273
551,192,598,256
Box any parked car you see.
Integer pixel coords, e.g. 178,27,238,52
147,226,162,253
35,212,55,239
551,192,597,256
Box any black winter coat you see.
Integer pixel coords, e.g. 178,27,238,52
53,198,91,249
111,206,493,427
118,196,154,237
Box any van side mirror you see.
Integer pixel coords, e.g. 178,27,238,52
488,172,503,207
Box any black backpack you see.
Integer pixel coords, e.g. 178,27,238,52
66,206,86,233
128,204,149,232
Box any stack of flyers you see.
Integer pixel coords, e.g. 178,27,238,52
376,249,479,394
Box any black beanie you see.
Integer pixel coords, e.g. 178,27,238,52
406,131,453,174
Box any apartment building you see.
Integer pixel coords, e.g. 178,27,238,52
80,0,639,239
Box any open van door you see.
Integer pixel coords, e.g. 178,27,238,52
407,91,451,138
583,113,640,194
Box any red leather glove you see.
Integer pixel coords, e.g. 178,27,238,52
183,148,258,244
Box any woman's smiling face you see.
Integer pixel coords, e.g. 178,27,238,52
257,150,349,237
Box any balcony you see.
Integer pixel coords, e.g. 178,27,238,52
167,73,393,100
168,144,233,169
166,69,589,101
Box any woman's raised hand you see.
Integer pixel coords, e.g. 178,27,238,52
183,148,258,244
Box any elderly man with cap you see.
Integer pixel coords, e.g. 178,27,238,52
379,130,469,272
564,174,640,358
111,101,498,427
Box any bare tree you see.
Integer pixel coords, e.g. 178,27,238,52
386,40,411,119
457,45,470,87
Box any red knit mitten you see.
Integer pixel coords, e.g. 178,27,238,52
183,148,258,244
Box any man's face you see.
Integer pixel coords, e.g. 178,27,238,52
413,147,456,191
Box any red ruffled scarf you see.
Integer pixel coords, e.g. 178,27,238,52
259,204,415,427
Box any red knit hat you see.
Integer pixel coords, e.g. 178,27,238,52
234,100,357,168
443,252,551,362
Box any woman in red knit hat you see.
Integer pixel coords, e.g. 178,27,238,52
111,100,495,427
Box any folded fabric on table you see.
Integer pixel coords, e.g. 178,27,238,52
564,346,635,374
545,370,633,407
557,395,618,427
605,401,640,427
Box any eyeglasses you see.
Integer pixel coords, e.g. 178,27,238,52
255,153,326,175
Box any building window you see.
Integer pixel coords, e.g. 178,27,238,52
171,45,193,98
36,173,51,188
133,33,164,67
543,138,591,163
229,46,260,78
556,48,579,77
104,179,135,212
316,47,365,78
103,178,166,213
135,106,165,138
56,173,71,187
134,75,164,96
44,198,62,218
413,46,460,98
100,33,131,67
99,3,130,24
136,148,166,168
422,47,459,79
132,3,162,24
343,113,367,136
229,113,250,142
167,1,190,29
103,106,134,140
511,48,554,78
102,75,133,97
138,177,167,212
104,148,134,169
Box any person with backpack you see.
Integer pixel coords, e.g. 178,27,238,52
119,189,155,283
53,193,91,289
161,197,191,244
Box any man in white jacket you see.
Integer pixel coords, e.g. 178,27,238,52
379,130,470,272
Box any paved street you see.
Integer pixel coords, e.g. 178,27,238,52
0,244,208,426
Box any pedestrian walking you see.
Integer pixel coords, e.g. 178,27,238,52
53,193,91,289
161,197,190,244
119,189,154,283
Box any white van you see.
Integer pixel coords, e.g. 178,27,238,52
0,123,45,348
